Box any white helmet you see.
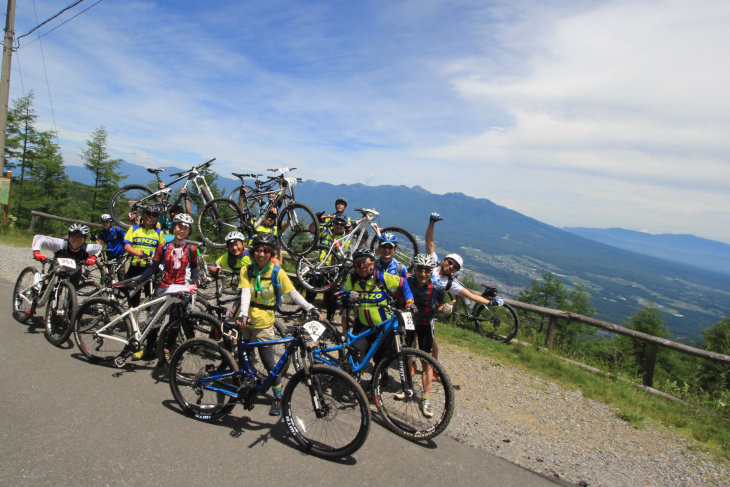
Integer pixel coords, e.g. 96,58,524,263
68,223,90,235
100,214,113,222
444,253,463,270
225,231,246,243
172,213,194,227
413,253,437,268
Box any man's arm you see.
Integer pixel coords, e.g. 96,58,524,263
457,287,503,308
425,213,441,255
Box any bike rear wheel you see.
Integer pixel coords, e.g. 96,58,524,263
372,347,454,441
74,298,131,363
44,281,79,347
157,312,221,371
296,244,345,293
228,185,257,214
12,266,40,323
198,198,248,249
168,337,240,421
108,184,155,230
282,364,371,458
473,302,519,343
277,203,318,256
369,226,419,269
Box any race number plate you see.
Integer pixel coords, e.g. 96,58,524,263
402,311,415,331
56,258,76,270
303,321,326,343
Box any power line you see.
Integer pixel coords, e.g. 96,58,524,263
16,0,106,49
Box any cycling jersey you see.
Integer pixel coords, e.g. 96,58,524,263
430,251,464,295
375,257,407,279
238,263,295,329
247,225,278,247
318,227,349,263
212,251,251,275
31,236,102,261
343,270,412,328
407,275,445,328
97,226,126,259
124,225,165,266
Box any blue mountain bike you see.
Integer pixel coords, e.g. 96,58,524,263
306,306,455,441
167,322,371,459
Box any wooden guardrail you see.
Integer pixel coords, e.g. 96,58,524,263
28,211,103,231
502,297,730,387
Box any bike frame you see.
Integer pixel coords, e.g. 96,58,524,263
317,208,384,265
245,169,300,230
141,159,217,210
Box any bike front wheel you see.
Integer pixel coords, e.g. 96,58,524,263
372,347,454,441
282,364,371,458
198,198,247,249
473,302,519,343
74,298,131,363
369,226,419,270
295,244,345,293
12,266,40,323
108,184,155,230
168,337,240,421
157,311,221,371
277,203,318,256
44,281,79,347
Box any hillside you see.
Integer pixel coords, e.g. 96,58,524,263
70,162,730,340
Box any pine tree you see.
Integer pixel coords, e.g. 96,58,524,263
80,125,125,219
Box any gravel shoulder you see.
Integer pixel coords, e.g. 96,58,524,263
2,242,728,486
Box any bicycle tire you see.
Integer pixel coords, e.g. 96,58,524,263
282,364,371,458
473,302,519,343
168,337,240,421
277,202,319,256
369,226,419,270
74,297,131,363
44,281,79,347
198,198,247,249
292,319,344,373
228,185,257,214
12,266,40,323
295,244,345,293
108,184,155,230
157,311,222,371
372,347,454,441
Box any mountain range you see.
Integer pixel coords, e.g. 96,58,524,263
67,162,730,341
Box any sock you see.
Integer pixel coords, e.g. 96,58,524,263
272,384,282,399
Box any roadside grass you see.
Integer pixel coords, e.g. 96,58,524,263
436,319,730,460
0,227,35,247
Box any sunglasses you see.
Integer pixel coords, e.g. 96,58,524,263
144,212,159,217
253,247,272,254
415,267,432,274
379,244,396,249
354,261,372,269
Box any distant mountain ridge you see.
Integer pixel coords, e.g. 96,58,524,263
64,161,730,340
563,227,730,277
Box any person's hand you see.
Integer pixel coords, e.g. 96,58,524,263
347,290,360,305
430,212,443,223
407,303,418,314
490,298,504,307
308,308,322,321
85,256,97,266
188,284,197,293
33,251,46,262
237,315,249,328
158,181,166,190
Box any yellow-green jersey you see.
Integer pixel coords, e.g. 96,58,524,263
343,270,411,328
238,264,294,329
123,225,165,266
247,224,278,247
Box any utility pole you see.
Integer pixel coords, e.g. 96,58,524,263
0,0,16,175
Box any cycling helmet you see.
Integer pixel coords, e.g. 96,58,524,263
379,232,398,247
444,253,463,270
172,213,194,227
251,233,278,251
266,208,278,218
413,253,437,268
225,231,246,243
68,223,90,235
100,214,113,222
332,215,348,226
335,197,348,207
352,246,375,262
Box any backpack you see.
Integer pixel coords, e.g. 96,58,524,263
246,264,282,311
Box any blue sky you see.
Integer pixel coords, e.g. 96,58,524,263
9,0,730,243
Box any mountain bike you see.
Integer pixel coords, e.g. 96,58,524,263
304,301,454,441
167,321,371,458
73,281,218,368
295,208,419,293
227,172,261,212
198,168,319,256
441,284,519,343
108,158,216,230
76,254,130,299
12,258,82,347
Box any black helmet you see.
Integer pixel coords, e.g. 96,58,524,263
251,233,278,251
352,246,374,262
332,215,348,226
335,197,347,207
143,204,162,216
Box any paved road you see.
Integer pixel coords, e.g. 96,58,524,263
0,278,570,486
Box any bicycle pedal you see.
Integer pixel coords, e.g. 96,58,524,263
113,356,126,368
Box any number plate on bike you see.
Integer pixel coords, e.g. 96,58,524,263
401,311,415,331
56,258,76,269
303,321,326,343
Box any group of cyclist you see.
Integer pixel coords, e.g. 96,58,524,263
26,190,503,420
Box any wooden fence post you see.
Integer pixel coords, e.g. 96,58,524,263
643,343,658,387
545,316,558,349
